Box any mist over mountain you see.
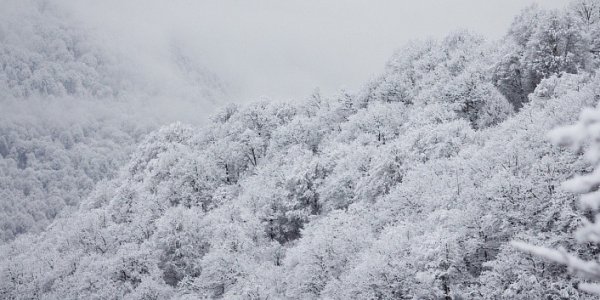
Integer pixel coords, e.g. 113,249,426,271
0,0,227,242
5,0,600,299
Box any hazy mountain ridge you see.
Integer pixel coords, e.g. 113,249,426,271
0,0,227,243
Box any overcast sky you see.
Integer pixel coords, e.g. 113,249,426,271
60,0,568,104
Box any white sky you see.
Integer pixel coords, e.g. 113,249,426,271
59,0,568,104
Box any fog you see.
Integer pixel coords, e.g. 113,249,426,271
57,0,567,104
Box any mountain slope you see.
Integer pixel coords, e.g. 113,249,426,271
0,0,227,243
2,2,600,299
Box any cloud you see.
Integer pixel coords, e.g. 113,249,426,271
54,0,568,106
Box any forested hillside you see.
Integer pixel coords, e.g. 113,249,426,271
3,1,600,299
0,0,225,243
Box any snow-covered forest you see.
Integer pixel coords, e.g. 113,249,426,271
3,0,600,299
